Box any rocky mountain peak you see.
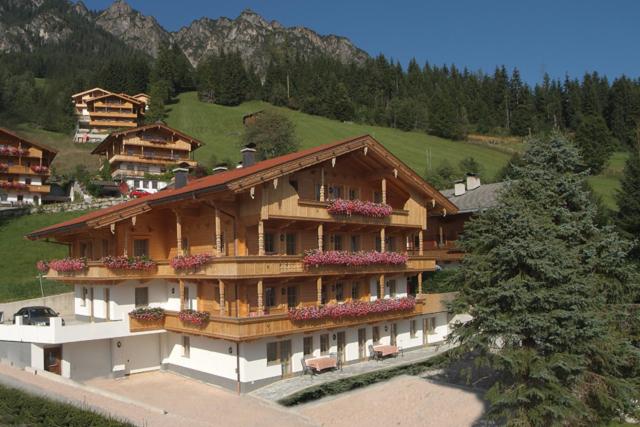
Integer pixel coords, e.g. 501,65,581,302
237,8,269,27
72,1,89,17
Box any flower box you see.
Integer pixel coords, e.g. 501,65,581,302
129,307,165,322
303,250,408,267
0,181,28,190
0,163,8,172
0,146,28,157
289,297,416,321
36,260,49,273
102,256,156,271
178,309,210,326
47,258,87,272
327,199,393,218
31,165,49,174
171,254,213,271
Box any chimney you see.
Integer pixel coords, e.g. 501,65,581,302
212,163,228,174
466,173,481,191
173,162,190,189
241,143,256,167
454,180,466,196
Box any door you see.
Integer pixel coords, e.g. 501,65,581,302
337,331,346,362
287,286,297,309
390,323,397,346
105,288,110,320
280,340,292,377
358,328,366,360
44,346,62,375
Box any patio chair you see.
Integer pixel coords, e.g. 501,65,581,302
301,357,315,376
368,344,380,361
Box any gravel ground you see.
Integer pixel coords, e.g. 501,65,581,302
296,375,486,427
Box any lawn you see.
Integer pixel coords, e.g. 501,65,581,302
0,211,87,302
587,151,629,211
167,92,513,182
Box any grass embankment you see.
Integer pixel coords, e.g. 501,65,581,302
587,151,629,211
278,351,449,406
0,383,132,426
0,211,87,302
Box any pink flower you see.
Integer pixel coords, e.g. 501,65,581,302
129,307,165,322
303,250,408,267
31,165,49,174
171,254,214,271
48,258,87,272
36,260,49,273
102,256,156,271
288,297,416,321
178,309,210,326
0,163,8,172
327,199,393,218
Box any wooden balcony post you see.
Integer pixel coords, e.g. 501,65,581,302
417,272,423,295
215,208,222,256
317,224,323,251
179,279,185,311
439,226,444,247
175,211,183,256
419,230,424,256
381,178,387,204
316,276,323,306
380,227,386,253
257,280,264,315
219,279,226,316
378,274,385,299
258,220,265,256
320,168,325,202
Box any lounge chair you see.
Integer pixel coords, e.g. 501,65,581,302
368,344,380,361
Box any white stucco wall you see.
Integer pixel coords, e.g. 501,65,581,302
1,192,41,205
112,334,161,375
164,332,238,381
62,339,112,380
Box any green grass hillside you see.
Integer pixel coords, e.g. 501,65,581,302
167,92,513,181
0,211,85,302
587,151,628,210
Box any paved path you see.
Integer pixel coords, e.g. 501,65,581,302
251,343,452,402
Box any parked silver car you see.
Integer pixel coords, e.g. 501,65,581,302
13,306,65,326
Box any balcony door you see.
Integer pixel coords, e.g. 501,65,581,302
337,331,346,362
390,323,398,346
287,286,297,309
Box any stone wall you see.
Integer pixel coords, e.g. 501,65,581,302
30,197,126,214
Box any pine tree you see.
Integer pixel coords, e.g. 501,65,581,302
616,143,640,252
241,110,300,160
574,114,614,174
450,133,640,425
145,80,169,123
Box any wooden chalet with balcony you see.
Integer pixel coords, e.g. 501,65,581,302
23,134,459,391
0,127,56,206
91,123,203,194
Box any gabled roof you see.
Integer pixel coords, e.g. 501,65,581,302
27,135,458,240
85,92,144,105
440,181,507,213
0,127,58,155
91,123,204,155
71,87,112,99
132,93,150,98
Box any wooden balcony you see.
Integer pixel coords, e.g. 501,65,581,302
109,154,196,167
44,255,437,283
90,111,138,119
129,292,456,341
89,120,138,128
2,165,50,176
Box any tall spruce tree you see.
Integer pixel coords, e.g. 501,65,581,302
574,114,614,174
450,133,640,425
616,144,640,255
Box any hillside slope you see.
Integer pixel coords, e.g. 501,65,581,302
167,92,513,181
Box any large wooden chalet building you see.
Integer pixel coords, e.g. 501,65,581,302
91,123,202,194
10,135,459,391
0,128,57,206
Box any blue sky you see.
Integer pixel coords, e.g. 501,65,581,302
83,0,640,84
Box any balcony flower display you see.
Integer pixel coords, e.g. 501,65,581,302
36,260,49,273
0,163,8,172
289,297,416,321
327,199,392,218
129,307,165,322
303,250,408,267
178,309,210,326
0,181,28,190
47,257,87,272
171,253,213,271
0,145,27,156
102,255,156,271
31,165,49,174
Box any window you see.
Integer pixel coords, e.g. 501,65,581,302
264,233,275,254
303,336,313,356
101,239,109,257
386,236,396,252
142,180,147,189
25,178,31,185
351,282,359,300
348,188,359,200
182,336,190,358
314,183,322,201
81,287,88,307
373,191,382,203
181,237,190,255
134,287,148,307
285,233,296,255
265,287,276,307
388,280,397,298
79,241,93,259
267,342,279,365
328,185,342,200
410,320,417,338
320,334,330,355
133,239,149,257
0,193,6,202
134,179,140,188
335,283,344,302
333,234,343,251
287,286,297,308
184,286,192,310
152,181,158,190
372,326,380,344
289,180,298,191
350,235,360,252
321,284,328,305
375,236,382,252
427,317,436,334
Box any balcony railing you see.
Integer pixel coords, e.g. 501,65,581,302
44,255,436,282
128,293,456,341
